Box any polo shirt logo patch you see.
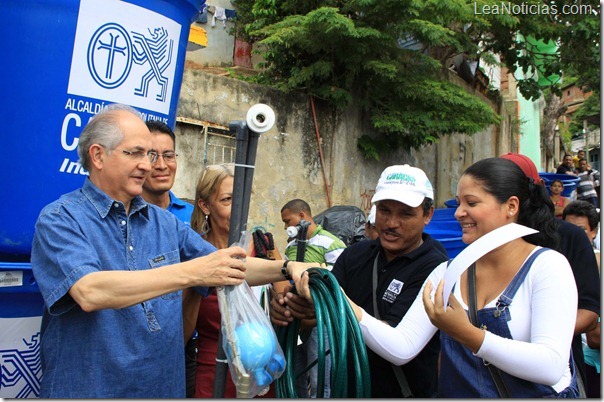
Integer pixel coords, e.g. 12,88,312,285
382,279,404,303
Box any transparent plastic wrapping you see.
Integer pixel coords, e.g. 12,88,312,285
216,231,286,398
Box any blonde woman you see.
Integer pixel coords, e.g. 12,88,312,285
190,163,287,398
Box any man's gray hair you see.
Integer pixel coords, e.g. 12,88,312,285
77,104,143,171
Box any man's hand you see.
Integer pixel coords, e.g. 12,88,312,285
283,288,316,321
269,281,317,327
269,286,294,326
190,246,247,287
287,262,326,282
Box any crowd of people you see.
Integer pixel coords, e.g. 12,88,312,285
556,150,600,207
30,104,599,398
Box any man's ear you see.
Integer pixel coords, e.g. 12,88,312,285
89,144,104,169
424,205,435,225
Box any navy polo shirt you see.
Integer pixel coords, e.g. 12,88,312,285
331,233,448,397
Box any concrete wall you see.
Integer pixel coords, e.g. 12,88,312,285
171,67,514,247
187,0,236,67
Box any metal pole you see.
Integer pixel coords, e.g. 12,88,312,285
241,128,260,227
214,120,263,398
213,104,274,398
295,221,310,262
227,121,250,245
213,121,250,398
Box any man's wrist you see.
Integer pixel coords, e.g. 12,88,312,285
281,260,292,280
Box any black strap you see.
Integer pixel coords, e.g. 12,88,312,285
468,263,511,398
372,254,413,398
252,230,268,258
252,230,276,260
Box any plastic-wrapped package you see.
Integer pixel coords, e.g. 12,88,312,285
216,232,286,398
313,205,367,246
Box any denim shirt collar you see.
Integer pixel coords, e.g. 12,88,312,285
81,178,150,220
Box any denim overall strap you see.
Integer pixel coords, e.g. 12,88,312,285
493,247,548,316
439,248,579,397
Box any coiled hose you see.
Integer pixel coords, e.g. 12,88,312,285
275,268,371,398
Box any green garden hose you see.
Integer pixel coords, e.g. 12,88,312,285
275,268,371,398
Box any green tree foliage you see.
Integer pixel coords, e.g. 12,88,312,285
569,92,600,135
232,0,599,159
483,0,600,100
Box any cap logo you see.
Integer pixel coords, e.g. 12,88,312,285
385,173,416,187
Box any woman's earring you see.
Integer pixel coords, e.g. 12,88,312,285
201,215,210,234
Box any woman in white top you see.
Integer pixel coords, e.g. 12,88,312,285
298,157,580,397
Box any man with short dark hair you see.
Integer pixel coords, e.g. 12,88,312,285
563,200,600,267
557,154,578,175
271,165,448,397
281,199,346,269
142,120,194,225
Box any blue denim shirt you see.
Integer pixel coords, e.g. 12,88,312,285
31,178,216,398
167,191,194,226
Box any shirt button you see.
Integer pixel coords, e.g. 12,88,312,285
114,203,119,208
121,220,126,226
129,245,134,251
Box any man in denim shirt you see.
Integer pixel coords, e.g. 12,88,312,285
31,104,306,398
141,119,198,397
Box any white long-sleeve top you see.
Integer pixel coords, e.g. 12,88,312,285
359,247,578,392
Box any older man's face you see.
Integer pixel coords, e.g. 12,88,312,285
97,111,153,205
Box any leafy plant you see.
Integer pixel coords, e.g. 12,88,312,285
231,0,599,159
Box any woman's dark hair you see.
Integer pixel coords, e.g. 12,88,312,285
463,158,558,249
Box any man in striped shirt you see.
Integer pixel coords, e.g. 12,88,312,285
281,199,346,268
576,158,599,207
280,199,346,397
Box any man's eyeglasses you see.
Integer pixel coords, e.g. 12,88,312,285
121,149,159,164
154,152,178,163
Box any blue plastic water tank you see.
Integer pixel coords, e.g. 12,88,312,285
424,217,467,258
444,198,458,208
426,219,460,232
539,173,580,197
427,230,466,259
432,208,456,221
0,262,44,398
0,2,201,395
0,0,201,256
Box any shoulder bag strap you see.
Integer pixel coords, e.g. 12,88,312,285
372,254,413,398
468,263,511,398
